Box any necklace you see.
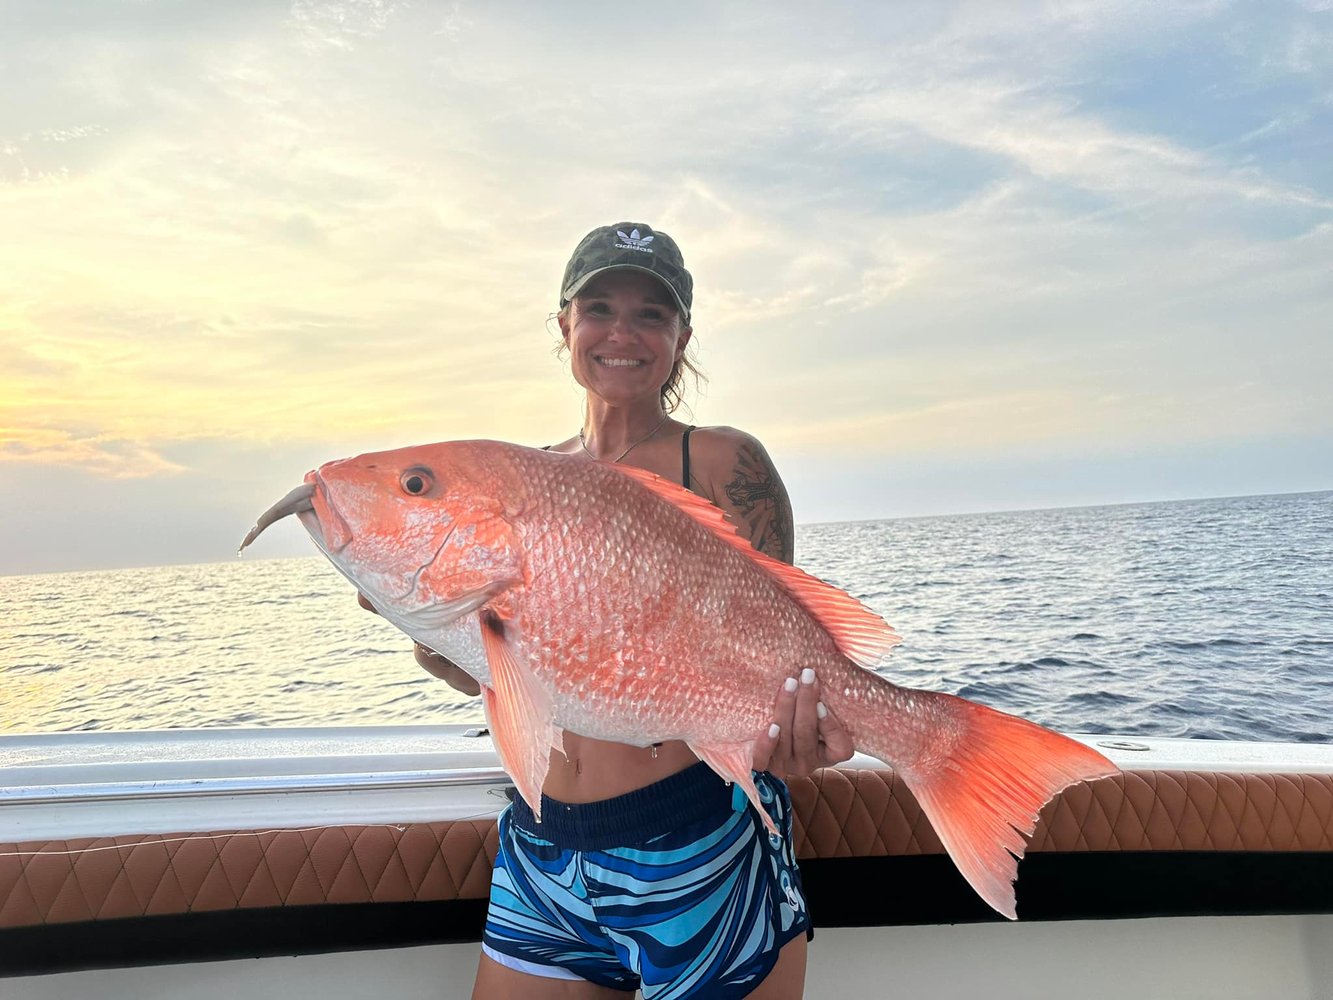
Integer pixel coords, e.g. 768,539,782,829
579,413,670,463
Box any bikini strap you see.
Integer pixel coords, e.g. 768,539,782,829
681,425,696,491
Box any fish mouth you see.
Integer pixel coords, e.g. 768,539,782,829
238,481,317,553
239,468,356,560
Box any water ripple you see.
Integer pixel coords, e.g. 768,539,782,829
2,490,1331,740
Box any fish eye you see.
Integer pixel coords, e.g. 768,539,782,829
400,468,434,496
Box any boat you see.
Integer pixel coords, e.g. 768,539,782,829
3,726,1332,998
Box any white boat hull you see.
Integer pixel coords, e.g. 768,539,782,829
7,916,1332,1000
3,727,1332,999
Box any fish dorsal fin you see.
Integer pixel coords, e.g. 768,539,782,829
609,464,901,667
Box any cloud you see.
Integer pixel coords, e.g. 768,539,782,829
287,0,413,51
0,428,186,478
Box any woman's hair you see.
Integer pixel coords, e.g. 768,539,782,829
554,303,707,414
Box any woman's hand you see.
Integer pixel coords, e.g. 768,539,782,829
357,592,481,697
751,668,854,778
412,641,481,696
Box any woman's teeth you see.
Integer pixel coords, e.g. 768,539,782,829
598,357,643,367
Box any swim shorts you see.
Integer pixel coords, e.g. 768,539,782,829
481,762,810,999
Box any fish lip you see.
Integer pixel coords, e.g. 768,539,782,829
309,472,355,553
295,506,326,551
238,481,317,553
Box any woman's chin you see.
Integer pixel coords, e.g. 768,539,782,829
577,372,664,404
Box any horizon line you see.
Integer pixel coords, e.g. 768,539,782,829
3,486,1327,580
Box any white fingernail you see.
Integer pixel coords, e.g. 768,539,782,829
800,668,816,685
816,702,828,720
784,677,798,693
769,723,781,739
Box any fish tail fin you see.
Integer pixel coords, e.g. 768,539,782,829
855,688,1118,919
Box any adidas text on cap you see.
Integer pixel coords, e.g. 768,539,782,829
560,223,693,323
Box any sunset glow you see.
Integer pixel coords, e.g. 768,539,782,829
3,1,1330,574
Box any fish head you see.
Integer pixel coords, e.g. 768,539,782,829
244,441,526,632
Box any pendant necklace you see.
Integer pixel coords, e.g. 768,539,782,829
579,412,670,464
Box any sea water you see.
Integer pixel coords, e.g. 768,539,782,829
2,491,1329,741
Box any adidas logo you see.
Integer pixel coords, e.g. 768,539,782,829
614,228,655,253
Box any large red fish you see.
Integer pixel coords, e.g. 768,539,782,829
241,440,1116,919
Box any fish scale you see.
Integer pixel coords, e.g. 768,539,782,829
513,457,825,745
242,438,1119,919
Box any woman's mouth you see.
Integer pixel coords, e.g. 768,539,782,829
595,356,646,368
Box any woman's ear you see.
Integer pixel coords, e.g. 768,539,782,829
676,325,693,358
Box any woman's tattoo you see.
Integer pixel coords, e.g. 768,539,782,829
724,444,794,563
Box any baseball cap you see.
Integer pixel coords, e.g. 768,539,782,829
559,223,693,324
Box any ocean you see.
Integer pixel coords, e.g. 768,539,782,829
2,490,1330,742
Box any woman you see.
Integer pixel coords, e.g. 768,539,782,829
399,223,853,998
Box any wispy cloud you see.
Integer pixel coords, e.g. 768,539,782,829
0,428,186,478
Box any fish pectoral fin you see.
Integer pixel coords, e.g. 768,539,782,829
689,740,776,835
396,579,516,632
478,612,554,821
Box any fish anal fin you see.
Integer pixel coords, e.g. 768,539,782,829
689,739,776,835
478,612,553,821
611,464,899,667
891,693,1119,920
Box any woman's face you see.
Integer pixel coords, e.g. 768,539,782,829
561,270,691,406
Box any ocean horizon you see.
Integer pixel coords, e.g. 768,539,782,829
3,488,1330,743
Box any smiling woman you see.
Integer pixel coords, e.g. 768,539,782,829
563,269,691,419
222,221,875,997
350,221,856,1000
556,224,704,418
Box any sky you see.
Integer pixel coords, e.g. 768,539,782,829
1,0,1330,576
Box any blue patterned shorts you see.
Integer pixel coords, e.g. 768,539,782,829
481,763,810,999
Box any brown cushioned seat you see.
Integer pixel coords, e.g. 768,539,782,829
4,768,1331,930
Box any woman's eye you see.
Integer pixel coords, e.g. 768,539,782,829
639,309,665,323
400,469,434,496
586,302,612,315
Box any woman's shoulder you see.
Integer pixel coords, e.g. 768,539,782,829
684,425,784,481
686,425,793,561
684,424,772,462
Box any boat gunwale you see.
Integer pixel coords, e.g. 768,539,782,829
0,766,512,807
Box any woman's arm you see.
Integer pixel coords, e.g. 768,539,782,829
412,642,482,696
689,428,855,778
686,427,793,562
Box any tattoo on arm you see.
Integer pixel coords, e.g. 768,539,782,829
723,443,795,564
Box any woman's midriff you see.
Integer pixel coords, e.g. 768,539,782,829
542,733,701,802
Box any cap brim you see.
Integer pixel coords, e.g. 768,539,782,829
561,265,691,324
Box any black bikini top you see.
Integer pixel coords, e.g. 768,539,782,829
546,424,698,492
681,424,696,492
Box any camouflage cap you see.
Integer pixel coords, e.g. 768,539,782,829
559,223,693,324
